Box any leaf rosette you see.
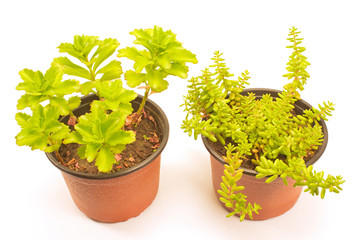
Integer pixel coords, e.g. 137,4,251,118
15,105,70,152
64,102,135,172
16,65,81,115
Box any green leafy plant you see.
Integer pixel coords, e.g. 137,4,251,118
16,65,81,116
182,27,344,220
15,26,197,173
118,25,198,115
63,102,135,172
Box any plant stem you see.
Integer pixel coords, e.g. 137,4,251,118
137,87,150,115
55,150,66,166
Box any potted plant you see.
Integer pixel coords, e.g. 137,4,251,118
181,27,344,221
15,25,197,223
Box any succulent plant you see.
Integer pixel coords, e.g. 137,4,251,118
182,27,344,220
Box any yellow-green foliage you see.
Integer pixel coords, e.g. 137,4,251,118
182,27,344,220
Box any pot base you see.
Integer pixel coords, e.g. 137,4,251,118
211,155,303,221
61,156,161,223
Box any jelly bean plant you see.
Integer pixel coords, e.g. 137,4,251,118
15,25,197,173
181,27,344,220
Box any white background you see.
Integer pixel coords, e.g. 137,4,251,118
1,0,359,239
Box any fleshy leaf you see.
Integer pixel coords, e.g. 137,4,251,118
15,105,70,152
53,57,92,80
168,48,198,64
95,146,115,172
117,47,141,60
92,38,120,72
147,69,168,92
124,70,146,88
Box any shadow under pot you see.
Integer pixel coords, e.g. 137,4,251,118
202,88,328,221
46,94,169,223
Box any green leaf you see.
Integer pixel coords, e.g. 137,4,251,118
80,82,94,95
85,143,102,162
45,144,62,153
53,57,92,80
134,55,153,73
15,105,69,152
96,146,115,172
15,112,31,127
265,175,278,183
226,212,236,218
17,69,44,93
156,54,171,69
74,121,94,141
147,69,168,92
106,130,135,146
55,80,80,96
117,47,141,60
95,79,137,109
164,63,189,78
44,65,63,86
16,128,46,150
96,60,123,78
17,95,48,110
64,131,83,144
168,48,198,64
68,96,81,111
124,70,146,88
118,89,138,103
19,69,36,83
58,43,84,60
92,38,120,72
59,35,99,60
51,125,70,140
50,97,70,115
77,145,86,159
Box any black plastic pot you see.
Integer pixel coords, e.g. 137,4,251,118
46,94,169,222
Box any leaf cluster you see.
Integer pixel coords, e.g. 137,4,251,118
15,105,70,152
182,27,344,220
15,34,135,173
218,145,261,220
118,25,198,93
256,156,345,199
16,26,195,173
16,66,81,115
64,102,135,172
53,35,123,95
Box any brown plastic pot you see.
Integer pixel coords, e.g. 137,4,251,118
46,94,169,223
202,88,328,220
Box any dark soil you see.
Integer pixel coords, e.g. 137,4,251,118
57,110,162,174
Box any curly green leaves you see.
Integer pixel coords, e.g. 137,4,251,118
255,156,345,198
15,105,70,152
94,79,137,115
16,66,81,115
64,102,135,172
54,35,122,95
118,25,197,93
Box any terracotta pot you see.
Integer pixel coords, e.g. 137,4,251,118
46,94,169,223
202,88,328,220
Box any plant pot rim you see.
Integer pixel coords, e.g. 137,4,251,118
46,94,169,180
202,88,328,177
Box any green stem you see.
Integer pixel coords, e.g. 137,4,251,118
84,56,96,81
137,87,150,115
